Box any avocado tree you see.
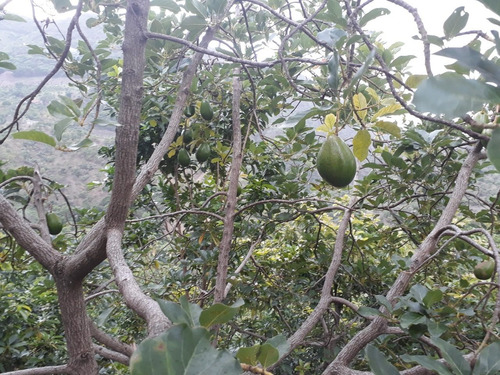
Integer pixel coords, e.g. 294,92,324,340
0,0,499,374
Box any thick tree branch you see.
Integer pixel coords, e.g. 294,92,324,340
92,344,130,365
0,194,62,273
214,69,243,303
0,366,69,375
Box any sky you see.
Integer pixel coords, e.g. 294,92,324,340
3,0,498,74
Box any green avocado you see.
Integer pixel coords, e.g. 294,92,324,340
474,260,495,280
316,135,356,188
200,101,213,121
177,148,191,167
46,213,63,235
196,143,211,163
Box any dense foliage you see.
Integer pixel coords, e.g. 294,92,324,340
0,0,499,374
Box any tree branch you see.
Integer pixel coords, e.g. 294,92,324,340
214,69,243,303
322,143,483,373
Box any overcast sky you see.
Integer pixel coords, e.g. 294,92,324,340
3,0,498,74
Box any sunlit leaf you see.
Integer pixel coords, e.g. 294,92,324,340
325,113,336,127
372,103,402,120
353,93,367,121
353,129,371,161
373,121,401,138
405,74,427,89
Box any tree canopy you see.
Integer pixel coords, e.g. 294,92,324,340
0,0,499,374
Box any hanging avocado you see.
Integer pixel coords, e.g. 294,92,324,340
184,105,196,118
46,213,63,235
200,101,213,121
182,129,193,144
196,143,211,163
177,148,191,167
316,135,356,188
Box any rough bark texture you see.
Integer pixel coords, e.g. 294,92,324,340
55,278,98,374
214,70,243,303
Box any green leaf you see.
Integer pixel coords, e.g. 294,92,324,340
405,74,427,89
373,121,401,138
206,0,227,15
431,337,471,375
67,138,93,150
317,28,347,48
54,118,73,142
184,0,208,18
236,345,259,366
375,295,393,313
477,0,500,16
486,128,500,172
428,35,445,47
427,320,448,337
443,7,469,39
49,0,74,12
58,96,81,118
436,47,500,85
366,345,401,375
27,44,46,55
353,129,371,161
157,296,201,327
413,73,500,118
180,15,207,34
130,325,241,375
346,49,376,94
402,354,454,375
359,8,390,27
199,299,243,328
372,103,402,120
47,100,76,118
353,93,367,121
390,55,416,69
423,289,443,308
2,13,26,22
150,0,181,12
12,131,56,147
357,306,383,318
257,343,279,367
400,312,426,329
473,342,500,375
130,332,169,374
265,335,289,358
0,61,16,70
